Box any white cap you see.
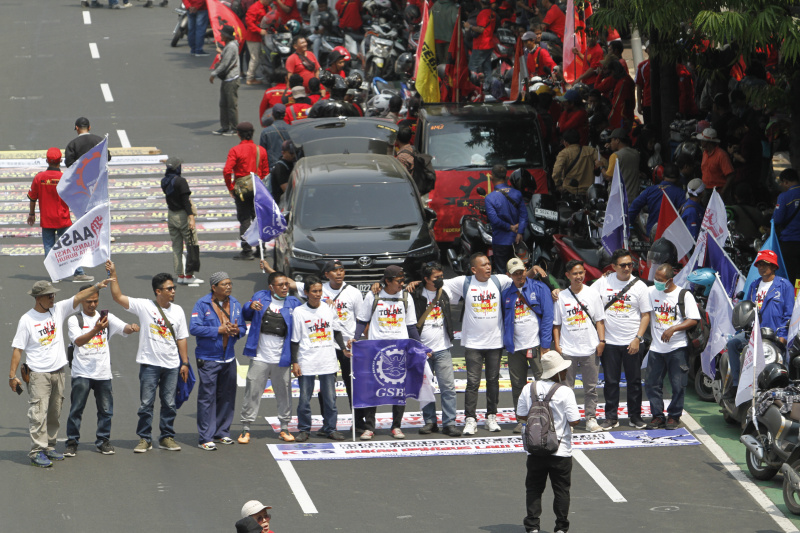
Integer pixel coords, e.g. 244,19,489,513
241,500,272,519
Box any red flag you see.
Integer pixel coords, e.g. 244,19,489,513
444,11,476,102
207,0,246,68
509,36,525,101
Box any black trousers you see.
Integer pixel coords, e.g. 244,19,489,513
354,405,405,431
524,454,572,532
781,240,800,289
600,343,643,419
493,243,514,274
233,189,255,253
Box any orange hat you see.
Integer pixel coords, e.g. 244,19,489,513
46,147,62,163
755,250,779,267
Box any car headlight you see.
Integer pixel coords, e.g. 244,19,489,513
763,343,779,364
291,248,321,261
294,274,305,282
407,244,437,258
479,225,493,245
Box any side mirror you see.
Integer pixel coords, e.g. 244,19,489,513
424,208,437,222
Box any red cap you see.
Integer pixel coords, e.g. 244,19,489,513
46,147,62,163
755,250,779,267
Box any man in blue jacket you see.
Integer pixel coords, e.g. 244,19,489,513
502,257,553,427
189,272,247,451
725,250,795,399
237,271,303,443
628,163,685,240
680,178,705,240
774,169,800,285
485,164,528,274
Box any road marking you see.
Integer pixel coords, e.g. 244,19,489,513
89,43,99,59
101,83,113,103
83,11,91,24
117,130,131,148
682,413,799,533
277,461,318,514
572,450,627,503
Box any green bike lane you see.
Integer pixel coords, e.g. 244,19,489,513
684,388,800,530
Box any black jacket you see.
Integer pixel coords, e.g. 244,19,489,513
65,133,112,167
410,284,454,341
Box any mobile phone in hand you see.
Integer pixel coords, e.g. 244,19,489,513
100,310,109,319
15,383,23,395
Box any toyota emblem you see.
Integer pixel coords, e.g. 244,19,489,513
357,256,373,268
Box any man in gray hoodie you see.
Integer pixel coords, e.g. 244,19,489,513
210,25,241,136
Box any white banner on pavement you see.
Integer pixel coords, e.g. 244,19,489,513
43,202,111,281
267,429,700,461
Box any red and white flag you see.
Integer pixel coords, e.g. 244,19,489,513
654,190,695,261
561,0,585,84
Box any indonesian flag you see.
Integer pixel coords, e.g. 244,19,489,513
561,0,585,84
654,190,695,262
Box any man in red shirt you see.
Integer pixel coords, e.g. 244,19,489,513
556,89,589,146
698,128,734,197
273,0,302,26
244,0,270,85
595,59,634,129
336,0,363,37
634,47,651,125
259,68,289,126
285,36,320,90
223,122,269,260
540,0,564,44
28,148,93,282
522,31,556,77
465,0,496,80
574,31,604,86
676,62,698,118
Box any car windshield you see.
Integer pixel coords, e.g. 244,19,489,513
426,119,544,170
296,182,422,230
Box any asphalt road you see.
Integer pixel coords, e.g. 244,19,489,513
0,2,796,533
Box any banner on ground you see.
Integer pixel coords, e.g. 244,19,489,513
352,339,434,408
267,429,700,461
43,203,111,281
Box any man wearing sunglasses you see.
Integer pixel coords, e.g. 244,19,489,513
106,260,191,454
10,278,114,467
590,249,652,430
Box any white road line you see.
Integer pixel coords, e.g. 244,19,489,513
117,130,131,148
101,83,113,103
682,413,799,533
89,43,99,59
277,461,318,514
572,450,627,503
83,11,91,24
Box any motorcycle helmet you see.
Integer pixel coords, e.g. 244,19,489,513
514,241,531,264
599,128,613,145
531,82,551,95
732,300,757,331
346,71,363,89
571,82,590,101
395,52,415,78
317,11,334,30
332,45,351,62
285,19,302,35
319,69,335,88
489,78,506,101
330,75,348,99
403,4,421,25
686,267,716,297
368,93,393,115
646,238,678,272
673,141,701,167
757,363,789,391
586,184,607,208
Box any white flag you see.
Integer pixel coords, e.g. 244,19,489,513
735,313,764,406
673,188,729,289
700,275,735,379
417,362,436,408
43,203,111,281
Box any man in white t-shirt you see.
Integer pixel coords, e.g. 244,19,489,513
352,265,422,440
645,264,700,430
65,284,139,457
552,260,606,433
291,276,348,442
516,350,580,533
10,279,113,468
591,249,652,430
106,260,190,454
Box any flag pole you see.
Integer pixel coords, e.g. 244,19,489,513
351,351,356,442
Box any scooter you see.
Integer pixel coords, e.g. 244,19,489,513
446,187,492,275
263,24,295,71
360,5,405,80
171,2,214,47
686,267,717,402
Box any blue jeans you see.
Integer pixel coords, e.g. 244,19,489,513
67,377,113,446
137,364,179,442
469,48,493,80
726,331,747,386
297,373,338,434
196,359,237,444
187,10,209,54
422,349,457,427
42,227,85,276
644,348,689,419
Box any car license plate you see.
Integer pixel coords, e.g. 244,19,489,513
534,208,558,221
357,284,373,294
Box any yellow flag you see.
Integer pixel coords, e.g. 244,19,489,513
416,12,440,104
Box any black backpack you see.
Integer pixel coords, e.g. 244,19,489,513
66,313,85,369
676,289,711,357
522,381,563,456
411,151,436,195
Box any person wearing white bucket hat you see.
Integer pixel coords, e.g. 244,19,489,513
517,350,579,533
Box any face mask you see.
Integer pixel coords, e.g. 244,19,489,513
272,293,285,301
654,280,667,292
433,278,444,290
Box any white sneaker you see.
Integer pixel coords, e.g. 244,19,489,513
463,417,478,435
176,276,187,285
485,414,501,432
360,430,374,441
585,417,603,433
183,276,203,285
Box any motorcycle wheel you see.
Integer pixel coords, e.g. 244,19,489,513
745,431,780,481
722,410,738,426
366,61,379,80
694,370,715,402
171,32,182,48
783,459,800,515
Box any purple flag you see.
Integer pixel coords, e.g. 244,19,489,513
601,160,628,254
243,173,287,246
704,236,741,298
351,339,430,408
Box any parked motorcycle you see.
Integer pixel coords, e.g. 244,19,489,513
360,4,406,80
262,22,299,72
446,187,492,275
315,12,359,69
686,267,717,402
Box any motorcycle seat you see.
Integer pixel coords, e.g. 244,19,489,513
562,236,601,268
773,400,800,422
